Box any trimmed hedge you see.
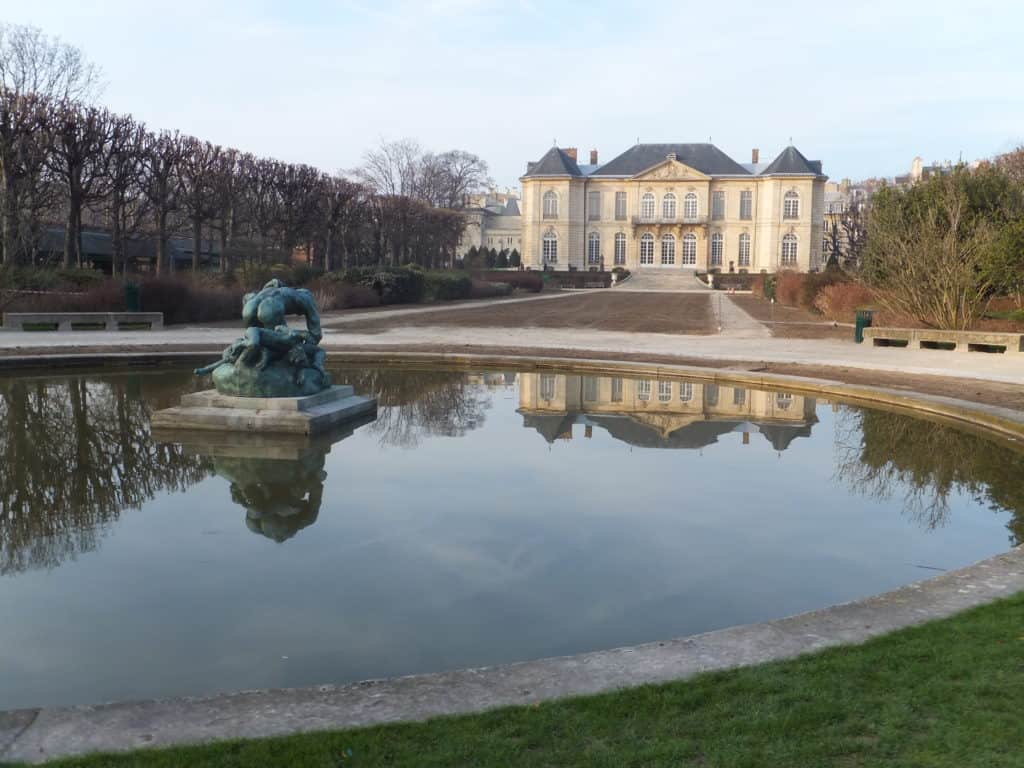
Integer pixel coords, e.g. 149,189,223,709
423,272,473,302
474,270,543,293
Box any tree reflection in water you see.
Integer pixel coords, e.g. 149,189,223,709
834,407,1024,544
0,372,212,575
336,367,490,447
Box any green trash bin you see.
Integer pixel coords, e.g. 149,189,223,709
124,281,141,312
854,308,874,344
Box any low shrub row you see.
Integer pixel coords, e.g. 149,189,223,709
750,269,878,323
701,273,755,291
540,270,613,289
473,270,543,293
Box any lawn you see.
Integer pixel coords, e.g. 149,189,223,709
11,592,1024,768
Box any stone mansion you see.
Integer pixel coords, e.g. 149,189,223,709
519,143,826,274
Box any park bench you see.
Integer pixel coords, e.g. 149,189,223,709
863,327,1023,354
2,312,164,332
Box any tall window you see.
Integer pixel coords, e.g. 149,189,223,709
783,190,800,219
739,190,752,220
682,233,697,265
662,193,676,220
542,231,558,263
640,192,655,220
615,191,627,220
660,233,675,265
710,233,723,267
587,232,600,265
588,190,601,221
683,192,698,220
540,374,556,400
679,382,693,402
611,377,623,402
638,380,652,401
738,233,751,267
639,233,654,265
658,381,672,402
584,376,598,402
781,234,798,266
614,232,626,265
543,190,558,219
705,384,719,406
733,387,746,406
712,190,725,220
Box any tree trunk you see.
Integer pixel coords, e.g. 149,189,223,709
192,215,201,274
155,209,167,275
110,194,122,278
63,196,81,268
2,177,19,265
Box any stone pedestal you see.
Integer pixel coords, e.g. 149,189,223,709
151,385,377,436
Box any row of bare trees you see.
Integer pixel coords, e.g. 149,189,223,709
0,23,487,275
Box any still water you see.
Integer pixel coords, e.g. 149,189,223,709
1,365,1021,710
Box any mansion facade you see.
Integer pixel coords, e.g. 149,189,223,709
519,143,827,273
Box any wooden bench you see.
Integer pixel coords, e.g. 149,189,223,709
863,327,1023,354
2,312,164,332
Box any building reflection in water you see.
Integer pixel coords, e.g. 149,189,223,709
518,373,817,451
154,414,376,543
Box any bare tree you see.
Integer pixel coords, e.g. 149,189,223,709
0,91,51,265
45,101,117,267
433,149,490,208
105,113,147,276
353,138,422,198
210,148,242,273
139,130,184,274
178,136,220,273
0,23,103,102
241,155,283,260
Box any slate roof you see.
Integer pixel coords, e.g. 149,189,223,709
592,143,751,177
761,146,823,176
523,147,583,177
503,198,520,215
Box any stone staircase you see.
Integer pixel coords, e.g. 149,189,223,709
614,269,712,292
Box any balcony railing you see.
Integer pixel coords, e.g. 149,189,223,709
631,215,707,226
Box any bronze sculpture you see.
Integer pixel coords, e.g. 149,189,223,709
195,279,332,397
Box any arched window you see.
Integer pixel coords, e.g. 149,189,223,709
587,232,600,266
542,231,558,263
662,193,676,220
681,233,697,265
639,232,654,265
543,190,558,219
710,233,723,267
614,232,626,265
738,233,751,267
660,233,675,265
781,234,798,266
783,190,799,219
640,192,655,220
679,382,693,402
683,192,698,220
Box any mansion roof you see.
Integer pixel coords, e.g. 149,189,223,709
523,143,823,180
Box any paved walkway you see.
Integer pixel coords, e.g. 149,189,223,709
613,270,711,292
2,323,1022,383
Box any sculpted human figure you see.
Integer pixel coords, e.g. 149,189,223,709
194,279,332,397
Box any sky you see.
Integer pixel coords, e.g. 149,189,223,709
2,0,1022,191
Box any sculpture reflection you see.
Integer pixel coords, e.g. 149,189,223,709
156,414,375,542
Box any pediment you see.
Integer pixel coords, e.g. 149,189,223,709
633,159,710,182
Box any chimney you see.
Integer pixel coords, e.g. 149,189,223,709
589,149,598,165
751,148,760,164
563,147,578,162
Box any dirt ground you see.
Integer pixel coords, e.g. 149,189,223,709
728,295,851,340
341,292,718,335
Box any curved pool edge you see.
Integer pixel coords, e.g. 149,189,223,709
4,545,1023,764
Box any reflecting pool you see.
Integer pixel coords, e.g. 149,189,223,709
1,365,1021,710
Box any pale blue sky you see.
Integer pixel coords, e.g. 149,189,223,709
2,0,1021,189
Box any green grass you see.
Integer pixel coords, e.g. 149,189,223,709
11,593,1024,768
985,308,1024,324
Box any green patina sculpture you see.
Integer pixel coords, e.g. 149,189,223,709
195,279,332,397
